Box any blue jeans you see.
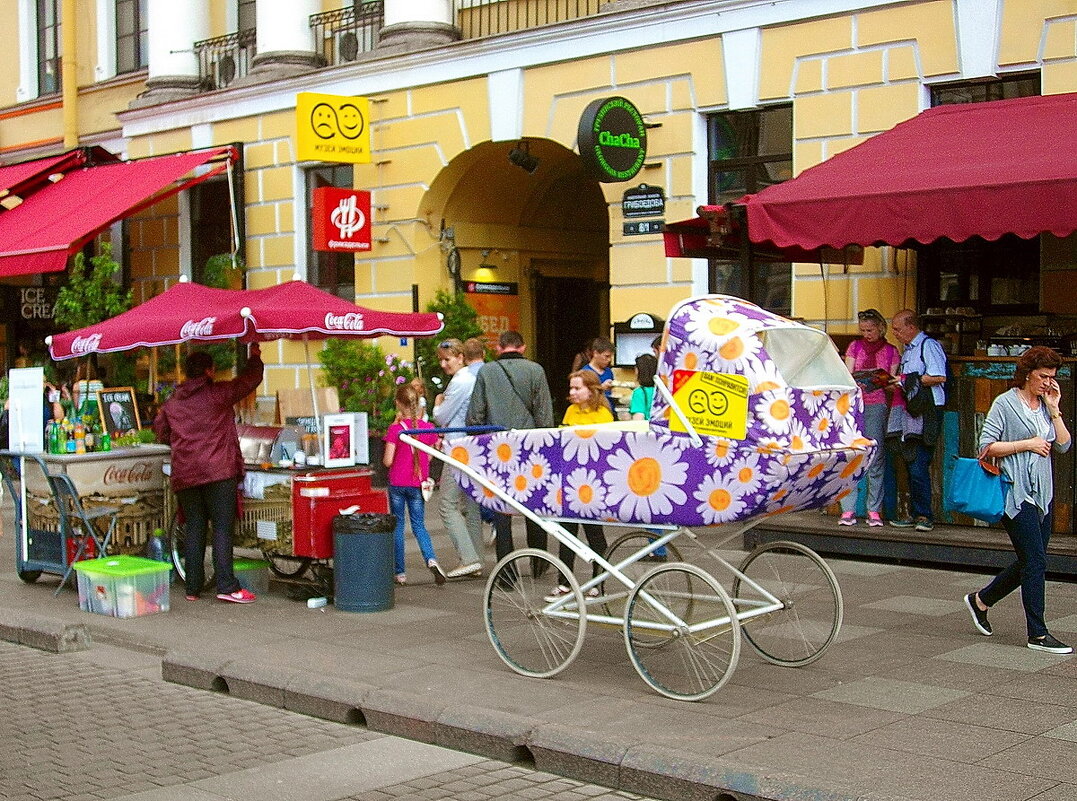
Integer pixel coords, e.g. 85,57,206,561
979,502,1053,638
906,442,934,520
177,477,241,597
388,485,436,576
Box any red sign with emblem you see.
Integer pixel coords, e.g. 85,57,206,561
312,187,372,252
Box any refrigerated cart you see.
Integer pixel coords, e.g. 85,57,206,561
163,463,387,592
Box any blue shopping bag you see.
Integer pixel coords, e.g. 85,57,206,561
946,455,1011,524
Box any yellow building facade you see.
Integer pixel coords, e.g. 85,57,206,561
1,0,1075,394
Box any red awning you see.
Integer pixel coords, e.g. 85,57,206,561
733,92,1077,250
663,205,862,264
0,147,236,277
0,152,81,195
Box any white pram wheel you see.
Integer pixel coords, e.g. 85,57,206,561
624,563,741,701
601,530,684,621
731,540,843,666
484,549,586,678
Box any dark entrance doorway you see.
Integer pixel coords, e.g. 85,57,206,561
534,272,603,420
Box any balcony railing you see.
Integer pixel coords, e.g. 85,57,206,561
456,0,604,39
311,2,384,67
194,29,257,91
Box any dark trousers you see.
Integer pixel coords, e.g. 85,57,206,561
906,443,934,520
979,502,1053,638
492,512,547,563
177,477,241,597
558,524,608,580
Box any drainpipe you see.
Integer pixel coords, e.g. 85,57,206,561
62,0,78,149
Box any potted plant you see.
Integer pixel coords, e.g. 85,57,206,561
319,339,416,485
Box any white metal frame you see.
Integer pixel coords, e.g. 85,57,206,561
400,430,829,699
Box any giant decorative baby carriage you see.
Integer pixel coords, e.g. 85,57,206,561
403,295,874,701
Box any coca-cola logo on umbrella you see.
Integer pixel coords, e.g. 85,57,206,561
324,312,365,331
71,334,102,355
180,317,216,337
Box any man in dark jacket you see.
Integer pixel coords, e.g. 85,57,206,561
155,345,263,603
466,331,554,566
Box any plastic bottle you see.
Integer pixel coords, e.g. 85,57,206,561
146,528,168,563
74,421,86,454
47,421,60,454
63,418,76,453
99,431,111,452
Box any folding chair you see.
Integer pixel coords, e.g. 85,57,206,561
48,472,120,595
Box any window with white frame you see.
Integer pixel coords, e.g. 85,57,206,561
36,0,61,94
306,165,356,299
115,0,148,73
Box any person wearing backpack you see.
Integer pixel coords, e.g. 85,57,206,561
887,310,947,532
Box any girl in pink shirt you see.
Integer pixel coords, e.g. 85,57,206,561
383,384,445,585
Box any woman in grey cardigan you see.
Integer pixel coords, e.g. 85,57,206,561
964,347,1072,654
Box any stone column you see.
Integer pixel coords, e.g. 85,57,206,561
132,0,209,107
247,0,321,81
380,0,460,52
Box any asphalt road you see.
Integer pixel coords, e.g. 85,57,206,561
0,639,655,801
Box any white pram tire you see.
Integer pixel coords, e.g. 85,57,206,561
732,540,843,667
624,562,741,701
484,549,586,679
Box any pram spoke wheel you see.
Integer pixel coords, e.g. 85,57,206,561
731,540,843,667
602,531,684,621
484,549,586,679
624,563,740,701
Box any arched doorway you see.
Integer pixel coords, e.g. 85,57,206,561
420,139,609,414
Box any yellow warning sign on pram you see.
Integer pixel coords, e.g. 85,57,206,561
669,370,749,439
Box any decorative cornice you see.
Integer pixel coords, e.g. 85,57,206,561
116,0,909,137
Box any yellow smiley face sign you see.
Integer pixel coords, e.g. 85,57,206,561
669,370,749,439
296,93,371,163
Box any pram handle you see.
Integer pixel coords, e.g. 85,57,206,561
398,425,505,436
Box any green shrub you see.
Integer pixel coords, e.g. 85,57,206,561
319,339,415,433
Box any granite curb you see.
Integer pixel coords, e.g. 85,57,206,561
0,608,90,652
158,649,792,801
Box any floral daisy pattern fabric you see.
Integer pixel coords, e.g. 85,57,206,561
452,295,874,528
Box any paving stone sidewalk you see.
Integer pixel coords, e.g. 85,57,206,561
2,497,1076,801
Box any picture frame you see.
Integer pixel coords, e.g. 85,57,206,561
96,387,141,439
322,413,356,468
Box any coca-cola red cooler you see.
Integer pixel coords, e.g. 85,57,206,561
291,469,388,559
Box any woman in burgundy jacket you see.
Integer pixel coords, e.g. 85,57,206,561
155,344,263,603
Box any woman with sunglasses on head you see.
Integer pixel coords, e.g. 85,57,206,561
964,347,1072,654
839,309,900,527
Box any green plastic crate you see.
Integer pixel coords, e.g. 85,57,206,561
233,557,269,596
73,556,171,618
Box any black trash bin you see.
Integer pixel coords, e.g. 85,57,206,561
333,512,396,612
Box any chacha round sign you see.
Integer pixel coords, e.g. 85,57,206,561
577,96,648,183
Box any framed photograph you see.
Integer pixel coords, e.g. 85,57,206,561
322,413,356,468
97,387,141,439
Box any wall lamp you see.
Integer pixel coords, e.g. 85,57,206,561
478,249,497,269
508,140,539,174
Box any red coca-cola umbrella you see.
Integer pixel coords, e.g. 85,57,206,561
47,278,443,359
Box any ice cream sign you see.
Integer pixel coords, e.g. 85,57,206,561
296,92,371,163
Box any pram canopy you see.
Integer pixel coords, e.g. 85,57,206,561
451,295,874,528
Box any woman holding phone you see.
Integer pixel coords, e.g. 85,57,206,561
964,347,1072,654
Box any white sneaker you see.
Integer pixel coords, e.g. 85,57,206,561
446,562,483,579
427,559,447,586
